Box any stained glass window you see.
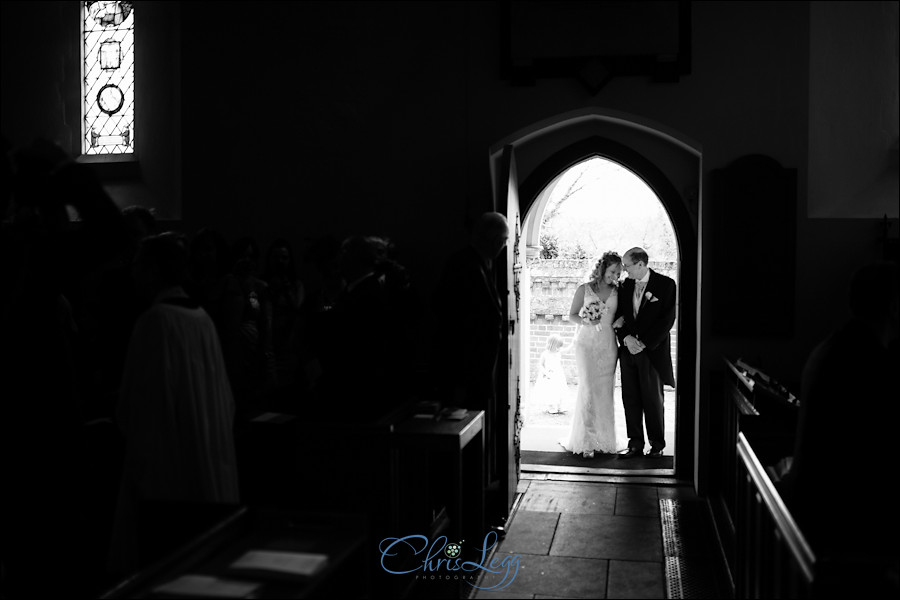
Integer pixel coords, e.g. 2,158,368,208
82,1,134,155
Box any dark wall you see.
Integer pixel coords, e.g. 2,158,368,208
179,1,476,278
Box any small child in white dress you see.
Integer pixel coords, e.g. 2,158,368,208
534,334,569,414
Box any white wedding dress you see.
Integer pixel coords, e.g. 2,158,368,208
561,284,619,456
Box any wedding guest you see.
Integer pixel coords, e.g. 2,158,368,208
221,235,274,412
186,226,230,328
300,233,343,313
263,238,305,386
432,212,509,500
1,141,129,596
83,205,158,419
121,205,158,247
313,235,410,421
110,232,240,575
786,261,899,595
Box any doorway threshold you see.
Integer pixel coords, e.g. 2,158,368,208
522,464,680,486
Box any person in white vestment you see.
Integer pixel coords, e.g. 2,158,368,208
109,232,240,574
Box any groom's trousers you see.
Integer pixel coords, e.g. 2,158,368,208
619,350,665,451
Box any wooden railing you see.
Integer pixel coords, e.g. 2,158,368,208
735,432,815,598
713,359,898,598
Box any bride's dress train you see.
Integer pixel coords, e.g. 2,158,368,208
560,285,619,456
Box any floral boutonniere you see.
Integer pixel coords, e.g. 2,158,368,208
644,291,659,303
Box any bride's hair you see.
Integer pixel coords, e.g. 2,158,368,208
588,251,622,282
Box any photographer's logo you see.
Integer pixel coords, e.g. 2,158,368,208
444,541,462,558
379,532,520,590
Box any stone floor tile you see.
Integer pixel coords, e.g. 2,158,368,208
501,510,560,556
477,552,607,599
518,481,616,515
615,485,659,517
550,513,662,562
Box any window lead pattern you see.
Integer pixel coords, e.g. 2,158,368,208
83,1,134,155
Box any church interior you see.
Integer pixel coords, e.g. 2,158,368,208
2,1,898,598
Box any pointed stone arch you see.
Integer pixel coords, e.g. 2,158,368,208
490,108,702,483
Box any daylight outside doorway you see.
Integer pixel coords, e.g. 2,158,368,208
520,156,679,467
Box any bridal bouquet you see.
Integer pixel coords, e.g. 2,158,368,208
581,301,609,331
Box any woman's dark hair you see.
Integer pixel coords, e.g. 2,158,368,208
139,232,190,287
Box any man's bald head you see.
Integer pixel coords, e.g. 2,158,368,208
472,212,509,261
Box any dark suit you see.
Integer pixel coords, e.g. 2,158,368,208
317,272,397,422
788,319,897,559
433,246,503,479
614,269,676,451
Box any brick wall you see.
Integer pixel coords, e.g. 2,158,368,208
527,258,679,384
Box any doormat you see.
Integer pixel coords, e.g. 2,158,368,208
521,450,674,469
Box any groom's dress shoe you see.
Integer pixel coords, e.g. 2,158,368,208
647,449,664,458
619,448,643,459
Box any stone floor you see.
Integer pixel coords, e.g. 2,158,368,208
470,477,710,599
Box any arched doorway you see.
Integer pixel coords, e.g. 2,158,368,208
520,155,680,473
490,109,701,516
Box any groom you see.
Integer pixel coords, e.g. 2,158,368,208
614,248,676,458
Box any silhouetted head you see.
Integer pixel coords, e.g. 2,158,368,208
339,235,388,282
122,205,157,239
230,236,260,278
132,232,190,299
190,227,230,278
264,238,296,280
471,212,509,261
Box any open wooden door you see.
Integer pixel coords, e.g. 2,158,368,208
498,145,523,516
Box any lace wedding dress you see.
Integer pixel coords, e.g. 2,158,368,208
561,284,620,456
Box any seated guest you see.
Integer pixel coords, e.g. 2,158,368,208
109,232,240,575
785,261,899,595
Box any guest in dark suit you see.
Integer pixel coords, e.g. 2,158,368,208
784,262,899,595
314,235,410,422
614,247,676,458
433,212,509,482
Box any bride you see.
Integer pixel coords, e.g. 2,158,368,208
560,251,622,458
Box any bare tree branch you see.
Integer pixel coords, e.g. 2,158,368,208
542,164,589,223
